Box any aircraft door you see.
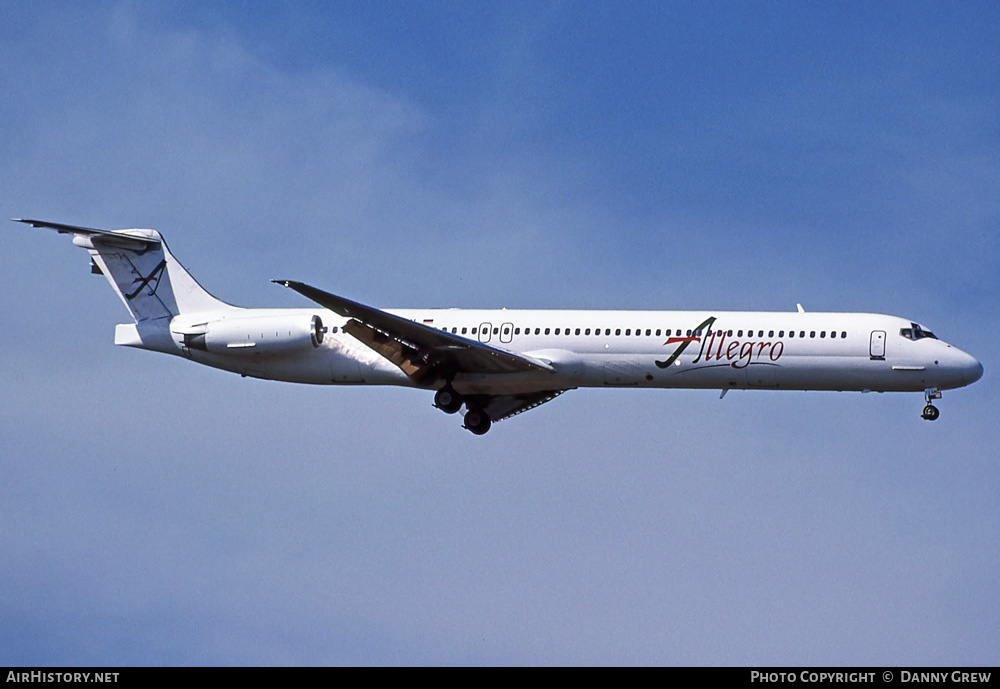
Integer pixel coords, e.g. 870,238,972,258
478,322,492,343
500,322,514,344
870,330,886,359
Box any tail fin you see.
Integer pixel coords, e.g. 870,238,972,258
14,219,234,321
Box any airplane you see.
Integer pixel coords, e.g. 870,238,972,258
14,218,983,435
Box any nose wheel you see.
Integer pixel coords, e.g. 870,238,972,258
921,388,941,421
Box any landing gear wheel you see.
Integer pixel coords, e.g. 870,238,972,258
463,409,492,435
921,404,940,421
434,386,463,414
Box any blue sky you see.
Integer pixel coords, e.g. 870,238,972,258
1,1,997,665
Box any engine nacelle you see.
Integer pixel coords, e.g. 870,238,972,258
184,314,325,355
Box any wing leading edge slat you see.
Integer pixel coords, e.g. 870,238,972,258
479,390,568,423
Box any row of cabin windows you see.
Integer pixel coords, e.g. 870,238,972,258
438,325,849,339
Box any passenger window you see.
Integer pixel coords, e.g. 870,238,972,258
738,330,743,337
842,332,847,338
768,330,774,338
461,327,467,334
615,329,621,336
778,331,784,337
493,327,499,335
544,328,550,335
799,331,805,338
656,329,661,337
810,331,816,338
830,331,836,338
575,328,581,335
471,327,477,335
820,331,826,338
555,328,560,335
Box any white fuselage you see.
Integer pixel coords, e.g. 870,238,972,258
19,219,982,433
127,307,983,396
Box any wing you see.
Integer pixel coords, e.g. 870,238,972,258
273,280,555,381
477,389,567,423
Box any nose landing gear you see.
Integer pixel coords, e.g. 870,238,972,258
921,388,942,421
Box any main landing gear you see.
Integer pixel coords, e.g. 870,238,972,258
433,386,463,415
921,388,941,421
462,408,492,435
434,385,493,434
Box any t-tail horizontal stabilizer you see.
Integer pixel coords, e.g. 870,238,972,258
13,218,234,321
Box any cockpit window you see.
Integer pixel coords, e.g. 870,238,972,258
900,322,937,341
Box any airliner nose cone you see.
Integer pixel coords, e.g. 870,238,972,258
955,350,984,387
970,359,984,385
941,347,983,389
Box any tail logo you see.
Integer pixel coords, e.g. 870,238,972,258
126,259,167,300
